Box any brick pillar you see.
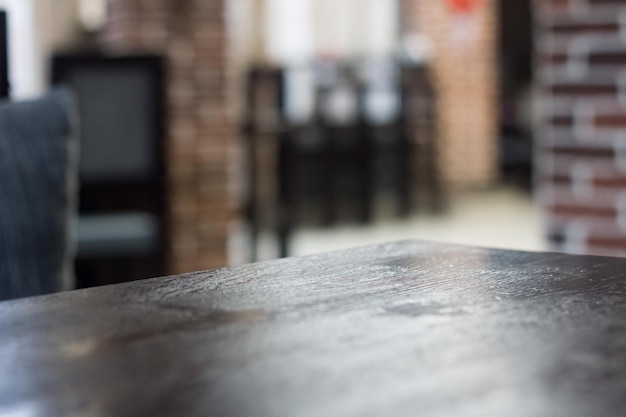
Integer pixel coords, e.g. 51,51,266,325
404,0,499,188
537,0,626,256
101,0,240,273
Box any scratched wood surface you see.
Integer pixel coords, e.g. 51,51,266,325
1,241,626,417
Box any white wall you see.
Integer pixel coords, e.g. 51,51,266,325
314,0,364,59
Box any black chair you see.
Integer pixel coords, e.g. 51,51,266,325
51,54,167,287
243,60,443,261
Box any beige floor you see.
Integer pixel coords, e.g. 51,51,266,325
289,186,547,257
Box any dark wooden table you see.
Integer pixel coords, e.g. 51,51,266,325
2,241,626,416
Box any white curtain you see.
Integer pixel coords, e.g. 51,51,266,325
0,0,80,99
0,0,42,99
266,0,399,63
266,0,315,65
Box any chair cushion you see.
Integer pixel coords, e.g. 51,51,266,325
0,88,78,300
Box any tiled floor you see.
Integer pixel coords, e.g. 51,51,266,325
289,186,547,257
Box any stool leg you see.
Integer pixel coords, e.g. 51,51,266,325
322,126,337,226
398,125,412,217
359,124,373,223
277,133,294,258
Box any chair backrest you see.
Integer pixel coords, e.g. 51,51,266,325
0,88,79,300
51,55,163,186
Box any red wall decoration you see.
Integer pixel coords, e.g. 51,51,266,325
447,0,481,14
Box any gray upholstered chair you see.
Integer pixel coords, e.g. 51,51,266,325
0,88,79,300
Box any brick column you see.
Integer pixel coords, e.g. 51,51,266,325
536,0,626,256
404,0,499,188
101,0,240,272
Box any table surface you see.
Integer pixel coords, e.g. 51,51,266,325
2,241,626,417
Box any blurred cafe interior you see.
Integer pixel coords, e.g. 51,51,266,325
0,0,625,290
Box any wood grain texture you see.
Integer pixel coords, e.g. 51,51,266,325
1,240,626,416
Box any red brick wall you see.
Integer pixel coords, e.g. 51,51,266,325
101,0,240,273
537,0,626,256
405,0,499,189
